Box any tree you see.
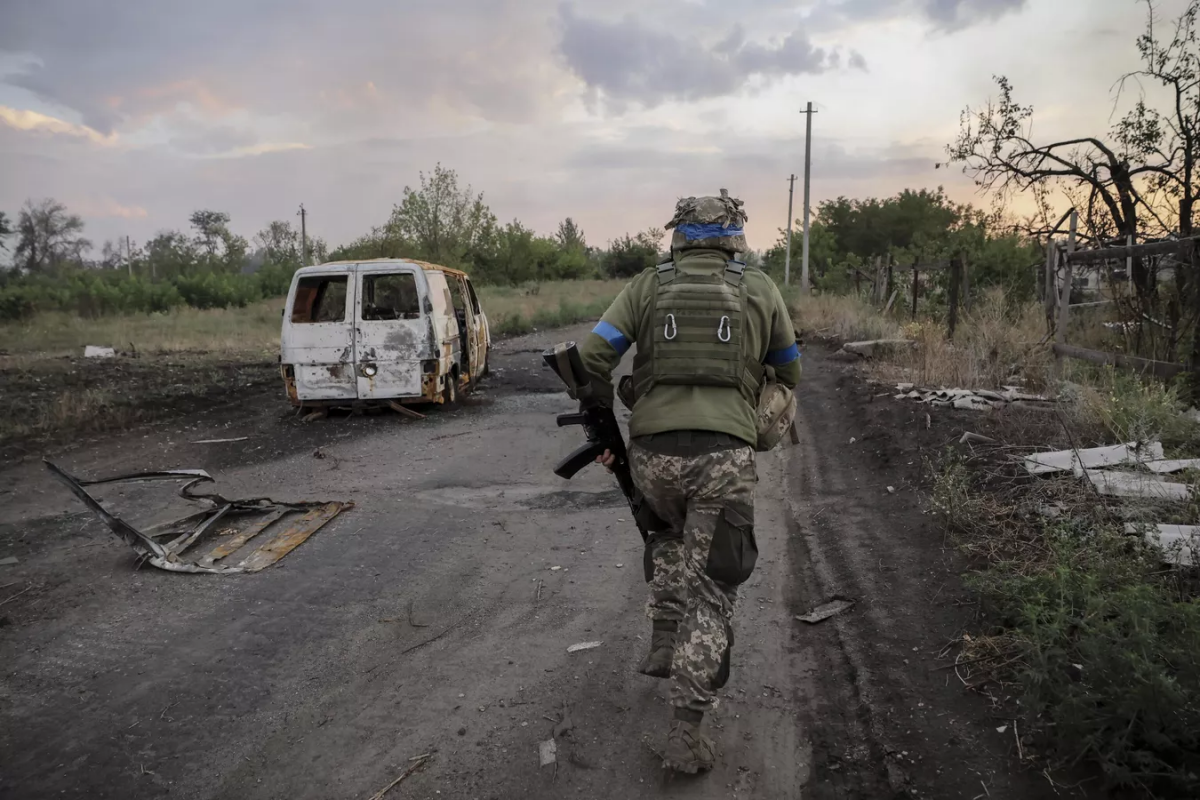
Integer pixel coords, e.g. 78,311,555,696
328,227,406,262
555,218,587,253
386,164,497,267
1119,0,1200,241
186,209,247,273
142,230,199,279
0,211,12,252
946,0,1200,297
189,210,232,257
14,198,91,273
763,219,838,286
485,220,537,285
604,229,663,278
97,240,124,271
254,220,303,268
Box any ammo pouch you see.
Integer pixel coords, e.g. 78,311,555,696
754,365,798,452
705,501,758,586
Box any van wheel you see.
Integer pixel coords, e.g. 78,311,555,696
442,374,458,407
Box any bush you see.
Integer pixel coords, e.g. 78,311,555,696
1075,367,1200,449
0,268,291,321
970,525,1200,795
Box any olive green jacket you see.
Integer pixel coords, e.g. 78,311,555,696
579,249,800,445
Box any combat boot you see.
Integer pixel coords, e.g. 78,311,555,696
638,620,677,678
662,709,715,774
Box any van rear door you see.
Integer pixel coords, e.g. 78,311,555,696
282,271,357,401
354,267,430,400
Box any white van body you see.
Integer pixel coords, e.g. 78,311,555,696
279,259,490,407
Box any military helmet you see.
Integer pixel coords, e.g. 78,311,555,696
664,189,748,255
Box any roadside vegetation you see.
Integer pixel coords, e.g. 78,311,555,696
799,278,1200,795
925,372,1200,798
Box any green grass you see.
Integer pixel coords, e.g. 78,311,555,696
931,447,1200,796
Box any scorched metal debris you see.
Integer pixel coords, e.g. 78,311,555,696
45,460,352,574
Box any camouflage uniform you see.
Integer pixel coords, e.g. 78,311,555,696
631,440,756,713
575,189,799,772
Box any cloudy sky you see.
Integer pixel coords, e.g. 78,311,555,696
0,0,1173,254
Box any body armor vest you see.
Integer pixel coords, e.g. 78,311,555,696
631,259,764,404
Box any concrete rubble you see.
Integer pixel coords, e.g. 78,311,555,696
1022,442,1200,564
895,385,1053,411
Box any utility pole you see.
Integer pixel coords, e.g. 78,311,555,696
297,204,308,266
125,235,132,277
800,102,817,293
784,174,796,286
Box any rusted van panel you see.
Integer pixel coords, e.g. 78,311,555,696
280,259,489,408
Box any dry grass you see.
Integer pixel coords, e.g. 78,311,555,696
791,293,903,341
0,279,629,359
0,300,286,358
806,289,1056,391
883,291,1053,390
478,279,625,336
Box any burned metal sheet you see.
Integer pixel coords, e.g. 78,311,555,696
45,460,352,574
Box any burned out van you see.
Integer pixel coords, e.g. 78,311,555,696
280,259,489,410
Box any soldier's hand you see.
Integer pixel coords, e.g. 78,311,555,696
595,449,616,472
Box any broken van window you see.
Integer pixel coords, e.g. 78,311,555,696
466,279,482,315
292,276,348,323
362,273,420,320
448,276,467,312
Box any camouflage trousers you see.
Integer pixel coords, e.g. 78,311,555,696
628,440,758,713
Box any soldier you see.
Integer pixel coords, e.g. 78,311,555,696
577,190,801,773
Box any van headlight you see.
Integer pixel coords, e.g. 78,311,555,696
362,364,378,377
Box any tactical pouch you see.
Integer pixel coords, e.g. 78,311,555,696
705,502,757,586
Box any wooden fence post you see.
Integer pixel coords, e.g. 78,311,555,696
960,256,970,310
947,256,963,339
1188,240,1200,402
1055,211,1078,346
1044,240,1058,330
911,263,920,320
886,256,895,303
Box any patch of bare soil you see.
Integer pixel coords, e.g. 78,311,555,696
0,353,281,460
787,345,1102,799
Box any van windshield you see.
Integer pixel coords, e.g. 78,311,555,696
362,273,421,321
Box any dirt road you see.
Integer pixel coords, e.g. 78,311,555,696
0,324,1090,799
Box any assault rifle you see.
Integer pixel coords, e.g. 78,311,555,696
543,342,668,543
